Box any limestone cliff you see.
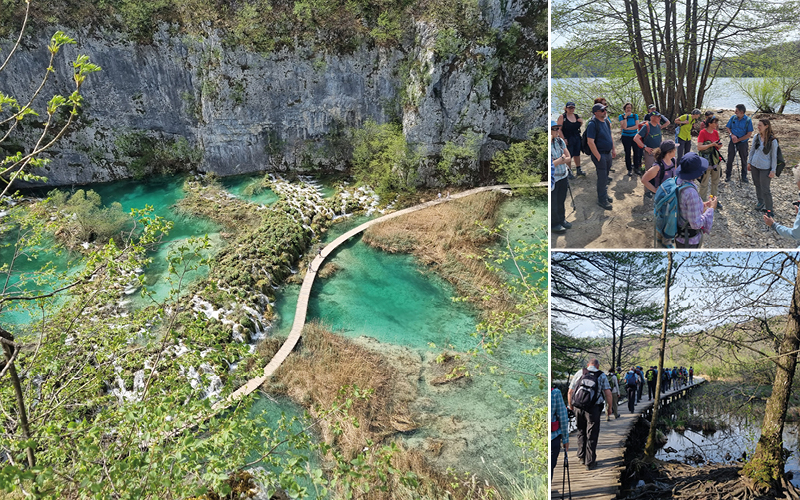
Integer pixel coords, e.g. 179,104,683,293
0,0,546,186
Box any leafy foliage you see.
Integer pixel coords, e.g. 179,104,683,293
490,131,547,187
350,120,420,198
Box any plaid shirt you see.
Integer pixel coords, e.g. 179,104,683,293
551,388,570,443
676,178,714,245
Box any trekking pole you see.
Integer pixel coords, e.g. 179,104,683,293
562,448,572,500
567,182,576,213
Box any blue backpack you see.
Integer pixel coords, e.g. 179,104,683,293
654,178,696,248
625,371,637,386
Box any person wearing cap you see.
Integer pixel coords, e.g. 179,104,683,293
586,103,617,210
697,116,724,209
619,102,642,176
675,109,702,162
645,366,657,401
725,104,754,183
644,104,670,127
607,367,621,419
675,152,717,248
557,102,586,178
551,120,571,234
568,359,613,470
634,111,667,172
641,140,676,198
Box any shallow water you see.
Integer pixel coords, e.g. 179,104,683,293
269,196,547,487
657,405,800,487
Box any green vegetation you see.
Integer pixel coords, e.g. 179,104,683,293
437,132,480,185
42,189,133,248
114,131,203,179
491,131,547,187
350,120,420,198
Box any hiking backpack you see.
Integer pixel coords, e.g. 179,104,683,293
653,178,696,248
580,118,595,156
572,369,601,410
624,371,637,386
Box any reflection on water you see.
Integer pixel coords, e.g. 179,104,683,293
657,404,800,487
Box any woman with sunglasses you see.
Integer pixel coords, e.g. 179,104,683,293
557,102,585,178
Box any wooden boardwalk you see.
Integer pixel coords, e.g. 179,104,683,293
215,182,545,409
551,378,707,500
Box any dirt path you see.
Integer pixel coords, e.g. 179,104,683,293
553,111,800,249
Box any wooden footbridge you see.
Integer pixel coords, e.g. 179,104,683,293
214,182,545,410
551,377,707,499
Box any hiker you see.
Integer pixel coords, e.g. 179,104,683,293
551,120,571,234
568,359,613,470
641,140,676,199
607,367,621,419
725,104,754,183
635,366,644,403
646,366,657,401
748,118,779,217
689,366,694,384
551,387,570,476
764,167,800,241
675,152,716,248
586,103,617,210
675,109,702,162
697,116,724,210
619,102,642,176
557,102,586,178
624,367,637,413
634,110,666,171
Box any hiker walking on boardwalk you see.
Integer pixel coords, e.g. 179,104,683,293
624,367,637,413
697,116,724,210
551,387,570,476
675,109,702,162
765,167,800,239
619,102,642,176
748,118,779,217
725,104,754,183
689,366,694,384
586,103,617,210
607,367,621,419
646,366,657,401
568,359,613,470
551,120,572,234
558,102,586,178
635,366,644,403
641,140,676,199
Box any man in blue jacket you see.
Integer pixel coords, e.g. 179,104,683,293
725,104,754,183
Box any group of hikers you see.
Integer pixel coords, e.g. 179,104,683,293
550,359,695,475
550,98,799,248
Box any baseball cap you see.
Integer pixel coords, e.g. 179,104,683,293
592,103,607,113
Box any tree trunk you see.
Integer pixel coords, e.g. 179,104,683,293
644,252,672,460
0,327,35,468
742,259,800,490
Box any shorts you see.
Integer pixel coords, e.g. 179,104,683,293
567,135,582,157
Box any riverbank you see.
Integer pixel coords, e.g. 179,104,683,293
554,111,800,249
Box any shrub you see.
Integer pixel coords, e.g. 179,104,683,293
350,120,420,197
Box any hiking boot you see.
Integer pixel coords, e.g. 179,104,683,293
725,176,731,182
607,415,611,422
568,170,576,180
576,168,586,177
598,200,612,210
756,202,765,211
627,169,634,177
716,201,723,210
562,220,573,229
607,177,613,185
742,177,749,184
552,224,567,234
644,191,654,199
586,463,597,471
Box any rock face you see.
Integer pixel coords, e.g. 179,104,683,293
1,0,546,187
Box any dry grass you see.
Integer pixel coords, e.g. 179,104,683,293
362,191,515,315
261,321,502,499
267,321,417,457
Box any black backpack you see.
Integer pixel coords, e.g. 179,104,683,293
580,118,597,156
572,368,601,410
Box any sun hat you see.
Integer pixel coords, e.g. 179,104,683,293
677,152,709,180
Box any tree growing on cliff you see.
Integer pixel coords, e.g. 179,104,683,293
350,120,420,197
0,1,100,199
553,0,800,117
